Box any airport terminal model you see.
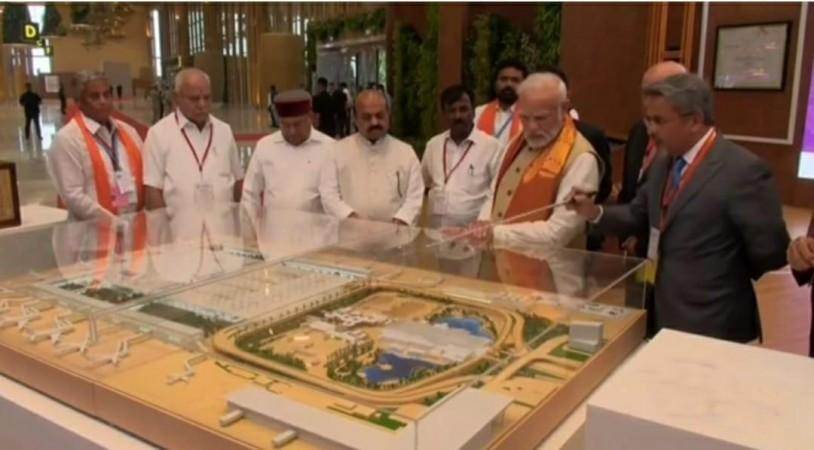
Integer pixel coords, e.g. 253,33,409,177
0,243,644,450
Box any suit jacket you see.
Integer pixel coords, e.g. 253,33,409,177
597,135,789,342
615,120,652,257
575,121,612,204
618,120,650,205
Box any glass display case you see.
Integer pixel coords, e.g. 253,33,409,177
0,205,647,450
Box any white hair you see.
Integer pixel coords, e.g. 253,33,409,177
517,72,567,103
174,68,211,94
75,70,107,98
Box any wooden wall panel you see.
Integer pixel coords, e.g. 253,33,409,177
702,3,802,139
700,3,814,206
560,2,652,140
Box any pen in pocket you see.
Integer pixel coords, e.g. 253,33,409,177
396,171,402,198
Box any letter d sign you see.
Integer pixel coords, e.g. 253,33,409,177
22,23,39,43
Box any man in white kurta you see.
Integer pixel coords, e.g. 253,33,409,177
320,90,424,225
422,85,501,228
242,90,334,216
49,72,144,221
143,68,244,212
473,73,600,247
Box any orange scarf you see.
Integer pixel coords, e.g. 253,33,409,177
74,114,144,214
495,116,578,223
476,101,523,141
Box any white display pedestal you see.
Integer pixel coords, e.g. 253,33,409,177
0,204,67,236
584,329,814,450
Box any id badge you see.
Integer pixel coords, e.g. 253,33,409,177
194,180,215,206
641,227,660,284
115,171,135,194
430,189,447,215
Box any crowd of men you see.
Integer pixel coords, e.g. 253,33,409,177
47,61,808,353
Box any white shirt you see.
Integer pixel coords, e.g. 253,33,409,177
421,128,501,226
592,127,714,224
491,152,600,246
319,134,424,225
680,127,714,175
242,128,334,216
143,110,244,211
49,113,143,221
474,103,517,151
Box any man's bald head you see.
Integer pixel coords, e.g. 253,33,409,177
641,61,687,89
355,89,390,142
174,67,212,127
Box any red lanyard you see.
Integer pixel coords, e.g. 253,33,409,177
175,112,214,173
639,139,657,181
443,138,474,183
660,130,717,229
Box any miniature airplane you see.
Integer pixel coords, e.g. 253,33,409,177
88,332,150,368
0,305,41,329
89,339,129,368
166,354,207,385
25,316,75,344
54,319,98,356
54,334,93,357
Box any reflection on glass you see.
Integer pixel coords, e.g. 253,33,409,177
0,205,648,449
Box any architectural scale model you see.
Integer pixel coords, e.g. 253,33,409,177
0,230,645,450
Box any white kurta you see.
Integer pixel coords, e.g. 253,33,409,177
421,128,501,227
143,110,244,211
319,134,424,225
242,128,334,216
474,103,517,152
48,113,143,221
490,152,599,246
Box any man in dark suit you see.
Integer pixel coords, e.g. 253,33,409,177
569,74,789,343
312,77,336,137
618,61,688,257
19,83,42,141
538,65,612,251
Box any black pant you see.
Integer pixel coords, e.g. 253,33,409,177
24,113,41,139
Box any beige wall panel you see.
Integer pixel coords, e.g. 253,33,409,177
50,5,151,79
258,33,304,92
194,51,225,103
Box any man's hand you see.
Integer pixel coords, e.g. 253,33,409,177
788,236,814,272
440,225,466,239
467,220,493,243
391,218,408,226
346,212,359,219
621,236,638,255
565,188,602,222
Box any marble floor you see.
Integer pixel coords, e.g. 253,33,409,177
0,100,811,357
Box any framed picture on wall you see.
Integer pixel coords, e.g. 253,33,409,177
0,161,22,229
713,21,791,91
